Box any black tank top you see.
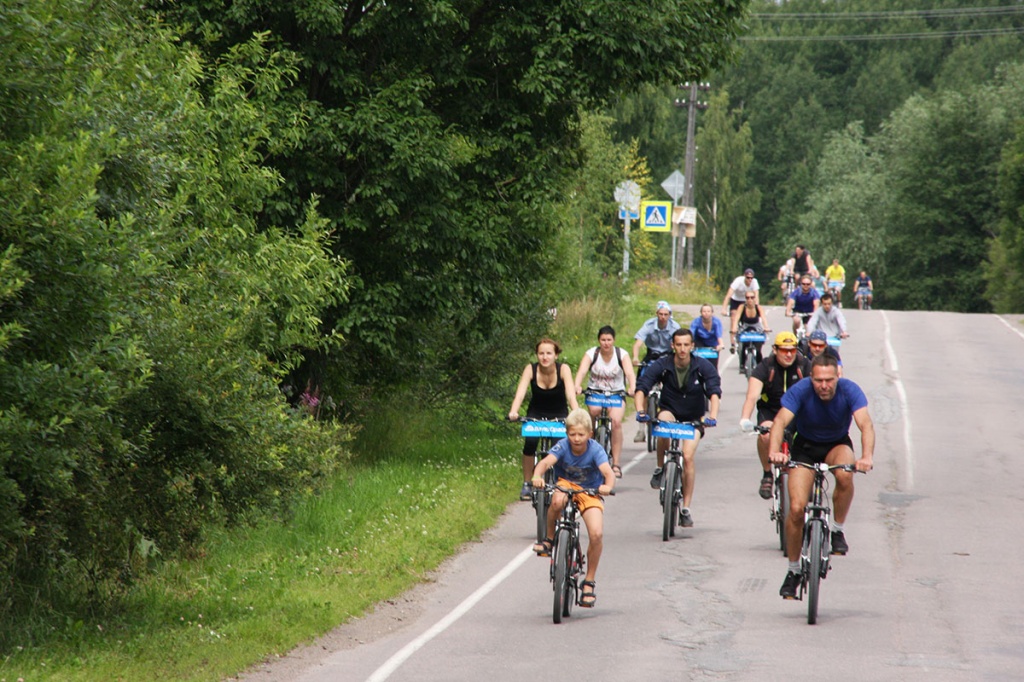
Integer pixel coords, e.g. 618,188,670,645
527,362,568,418
794,251,810,275
738,306,761,327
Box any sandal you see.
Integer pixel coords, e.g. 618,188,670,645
580,580,597,608
612,464,622,479
533,538,553,557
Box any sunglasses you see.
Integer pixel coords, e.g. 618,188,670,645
810,342,826,349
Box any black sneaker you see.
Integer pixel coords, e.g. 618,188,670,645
649,467,663,489
758,473,773,500
519,481,532,501
780,571,801,599
831,530,849,555
679,508,694,527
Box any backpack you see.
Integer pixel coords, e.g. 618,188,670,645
766,354,805,387
592,346,624,370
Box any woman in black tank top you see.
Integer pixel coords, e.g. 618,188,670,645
508,338,579,498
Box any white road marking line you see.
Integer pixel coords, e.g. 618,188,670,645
365,545,535,682
881,311,913,489
996,315,1024,341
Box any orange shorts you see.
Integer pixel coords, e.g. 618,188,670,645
556,478,605,513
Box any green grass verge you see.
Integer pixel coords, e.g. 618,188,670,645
0,412,519,682
0,275,724,681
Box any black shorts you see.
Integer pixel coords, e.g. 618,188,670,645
756,405,779,424
790,433,853,464
728,298,745,312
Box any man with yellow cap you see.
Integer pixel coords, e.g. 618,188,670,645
739,331,811,498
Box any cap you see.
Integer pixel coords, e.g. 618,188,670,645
809,330,828,342
656,300,672,313
744,268,755,276
773,331,798,348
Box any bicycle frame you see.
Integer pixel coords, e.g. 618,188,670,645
548,484,598,624
787,460,858,624
584,390,625,457
651,420,698,541
638,361,663,452
519,419,566,543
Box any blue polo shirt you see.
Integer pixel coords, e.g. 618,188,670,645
781,377,868,442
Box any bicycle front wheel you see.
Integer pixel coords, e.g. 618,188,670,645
806,521,823,624
552,528,571,624
744,349,756,379
661,460,679,541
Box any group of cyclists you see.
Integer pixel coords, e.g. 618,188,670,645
508,247,876,609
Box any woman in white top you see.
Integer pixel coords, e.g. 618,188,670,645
574,326,637,477
720,268,761,340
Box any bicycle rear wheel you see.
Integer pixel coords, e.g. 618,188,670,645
552,528,571,624
806,521,823,624
596,422,610,457
646,393,659,452
661,460,679,541
776,471,789,554
535,469,554,544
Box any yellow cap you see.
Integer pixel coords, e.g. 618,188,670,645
773,331,799,348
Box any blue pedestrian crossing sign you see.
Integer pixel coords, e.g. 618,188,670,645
641,201,672,232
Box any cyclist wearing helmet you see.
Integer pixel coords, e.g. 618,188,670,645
785,275,820,335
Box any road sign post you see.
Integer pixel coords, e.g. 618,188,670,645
614,181,641,280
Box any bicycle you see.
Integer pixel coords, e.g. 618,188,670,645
638,360,662,452
546,483,605,624
753,425,791,554
855,288,872,310
786,460,863,624
736,328,766,379
516,418,566,544
584,389,625,465
827,280,844,307
650,420,700,541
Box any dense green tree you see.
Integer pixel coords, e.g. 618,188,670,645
877,80,1016,311
154,0,750,391
792,122,890,286
985,118,1024,312
0,0,348,596
715,0,1024,285
692,89,762,285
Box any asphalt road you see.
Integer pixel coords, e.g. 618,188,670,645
239,307,1024,682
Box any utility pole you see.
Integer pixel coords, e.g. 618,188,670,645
674,81,710,274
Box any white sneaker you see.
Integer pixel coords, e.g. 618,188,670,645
633,429,646,443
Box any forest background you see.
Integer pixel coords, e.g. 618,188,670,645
3,0,1024,679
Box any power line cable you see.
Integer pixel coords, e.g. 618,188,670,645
741,26,1024,42
752,5,1024,21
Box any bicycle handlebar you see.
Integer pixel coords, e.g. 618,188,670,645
785,461,864,474
548,483,614,498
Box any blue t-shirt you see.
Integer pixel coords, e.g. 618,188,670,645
788,287,820,314
634,317,681,355
548,438,609,489
781,377,868,442
689,317,723,348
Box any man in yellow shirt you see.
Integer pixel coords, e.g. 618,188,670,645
824,259,846,307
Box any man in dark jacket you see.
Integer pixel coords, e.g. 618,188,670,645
634,329,721,527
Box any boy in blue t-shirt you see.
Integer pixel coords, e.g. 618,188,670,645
531,408,615,608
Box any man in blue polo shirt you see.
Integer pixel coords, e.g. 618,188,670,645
768,353,875,599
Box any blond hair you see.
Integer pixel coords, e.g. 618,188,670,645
564,407,594,434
